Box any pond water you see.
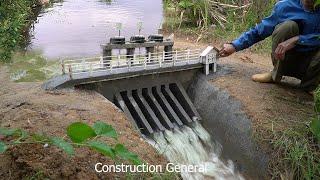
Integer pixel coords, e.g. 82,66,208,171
28,0,163,59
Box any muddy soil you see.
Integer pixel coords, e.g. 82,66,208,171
0,66,167,179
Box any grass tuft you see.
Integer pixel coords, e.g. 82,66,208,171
7,51,59,82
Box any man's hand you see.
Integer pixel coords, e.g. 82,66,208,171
274,36,299,60
219,43,236,57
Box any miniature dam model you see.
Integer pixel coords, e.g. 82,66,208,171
43,35,217,134
43,35,267,179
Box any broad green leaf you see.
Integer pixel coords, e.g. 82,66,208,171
93,121,117,139
50,137,74,156
114,144,141,165
0,141,7,153
0,127,18,136
310,118,320,143
67,122,96,143
88,141,115,158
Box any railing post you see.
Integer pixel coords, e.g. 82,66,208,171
61,59,65,75
148,52,151,63
146,47,154,62
68,65,73,79
187,49,190,64
160,51,164,67
100,56,104,68
144,57,147,69
127,48,135,65
128,58,131,71
81,59,86,71
117,55,121,67
173,50,177,66
89,63,93,77
102,48,112,68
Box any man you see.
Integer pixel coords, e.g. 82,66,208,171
219,0,320,94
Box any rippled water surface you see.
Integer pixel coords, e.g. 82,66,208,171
28,0,163,59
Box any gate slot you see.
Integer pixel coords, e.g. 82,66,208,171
152,86,183,126
169,83,201,121
142,88,174,130
114,93,139,129
120,91,154,134
161,85,192,124
132,89,165,132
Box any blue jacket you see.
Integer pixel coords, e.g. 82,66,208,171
232,0,320,52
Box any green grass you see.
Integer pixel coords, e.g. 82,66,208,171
7,51,60,82
269,87,320,179
271,127,320,179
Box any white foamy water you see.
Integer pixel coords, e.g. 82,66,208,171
147,122,244,180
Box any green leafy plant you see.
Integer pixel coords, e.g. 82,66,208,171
0,121,141,165
0,0,40,62
315,0,320,8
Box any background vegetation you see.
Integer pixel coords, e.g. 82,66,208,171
0,0,41,62
163,0,275,53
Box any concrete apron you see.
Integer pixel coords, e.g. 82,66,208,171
78,68,268,179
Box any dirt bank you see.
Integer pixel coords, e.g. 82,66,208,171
0,66,167,179
173,36,314,178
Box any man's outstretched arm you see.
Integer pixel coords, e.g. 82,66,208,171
219,2,281,57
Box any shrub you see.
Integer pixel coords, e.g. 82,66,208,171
0,0,39,62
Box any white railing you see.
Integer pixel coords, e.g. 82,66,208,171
61,49,203,75
59,46,217,78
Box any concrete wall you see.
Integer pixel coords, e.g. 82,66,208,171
188,73,268,179
78,69,200,101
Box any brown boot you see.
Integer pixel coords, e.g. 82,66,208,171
251,72,273,83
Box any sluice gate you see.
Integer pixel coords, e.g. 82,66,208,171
114,83,201,134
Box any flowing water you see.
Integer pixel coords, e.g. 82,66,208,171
28,0,163,59
147,122,244,180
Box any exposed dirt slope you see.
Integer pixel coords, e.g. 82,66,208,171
0,66,167,179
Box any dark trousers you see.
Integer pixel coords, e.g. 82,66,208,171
271,20,320,91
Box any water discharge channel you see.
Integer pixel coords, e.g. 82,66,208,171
147,122,244,179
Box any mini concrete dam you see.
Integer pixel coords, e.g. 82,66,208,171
43,35,268,179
